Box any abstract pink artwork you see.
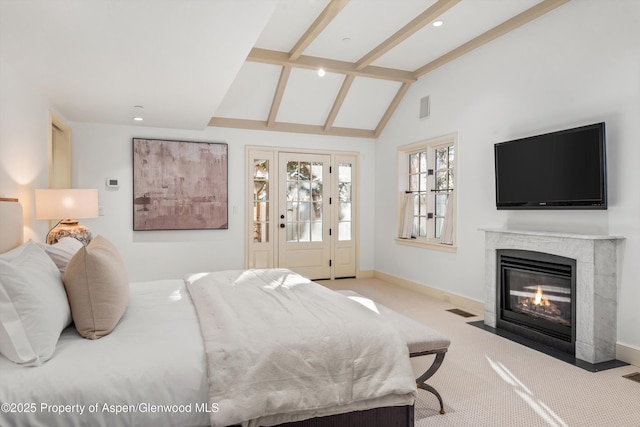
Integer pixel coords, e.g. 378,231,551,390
133,138,228,230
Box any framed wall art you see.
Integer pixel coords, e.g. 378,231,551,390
132,138,228,231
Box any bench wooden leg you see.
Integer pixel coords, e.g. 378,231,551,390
412,350,447,414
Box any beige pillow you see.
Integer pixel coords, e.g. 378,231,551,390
63,236,129,339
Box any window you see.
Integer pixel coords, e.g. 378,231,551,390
397,133,457,250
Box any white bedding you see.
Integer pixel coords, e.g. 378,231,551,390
0,279,210,427
186,269,417,427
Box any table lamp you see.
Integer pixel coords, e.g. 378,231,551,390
35,188,99,245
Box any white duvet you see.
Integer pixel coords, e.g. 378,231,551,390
185,269,417,427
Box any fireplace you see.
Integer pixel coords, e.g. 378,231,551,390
497,249,576,355
483,229,624,365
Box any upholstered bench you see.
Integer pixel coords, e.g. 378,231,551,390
337,291,451,414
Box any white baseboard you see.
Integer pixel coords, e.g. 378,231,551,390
617,342,640,368
373,270,484,316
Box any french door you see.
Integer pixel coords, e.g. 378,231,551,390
278,153,331,279
246,148,357,280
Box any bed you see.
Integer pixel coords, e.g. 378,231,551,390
0,198,417,427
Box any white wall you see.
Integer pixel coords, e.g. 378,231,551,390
72,123,377,281
0,58,56,241
375,1,640,349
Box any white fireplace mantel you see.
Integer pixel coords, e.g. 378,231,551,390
482,228,625,364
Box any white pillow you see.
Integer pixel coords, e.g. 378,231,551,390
41,237,84,275
0,241,28,262
0,241,72,365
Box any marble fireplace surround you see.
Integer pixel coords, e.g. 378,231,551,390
483,229,624,364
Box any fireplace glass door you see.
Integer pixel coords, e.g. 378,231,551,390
498,250,576,353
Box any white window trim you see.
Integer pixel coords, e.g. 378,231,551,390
396,133,458,252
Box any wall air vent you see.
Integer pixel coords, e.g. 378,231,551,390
419,96,430,119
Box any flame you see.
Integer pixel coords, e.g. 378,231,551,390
534,287,543,305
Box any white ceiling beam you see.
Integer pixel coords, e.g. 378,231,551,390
355,0,461,70
289,0,349,61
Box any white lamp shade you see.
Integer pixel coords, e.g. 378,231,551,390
35,189,99,220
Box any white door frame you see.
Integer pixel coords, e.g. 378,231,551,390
245,146,359,280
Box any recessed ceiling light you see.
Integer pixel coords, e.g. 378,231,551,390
133,117,143,121
318,68,326,77
433,20,444,27
342,37,351,42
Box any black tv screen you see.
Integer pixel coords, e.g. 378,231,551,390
494,122,607,209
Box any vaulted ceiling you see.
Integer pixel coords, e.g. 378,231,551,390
212,0,569,138
0,0,570,136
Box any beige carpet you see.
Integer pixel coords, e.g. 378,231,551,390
318,278,640,427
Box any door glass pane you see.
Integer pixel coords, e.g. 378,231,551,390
299,202,310,222
254,202,268,221
339,202,351,221
286,201,296,222
419,216,427,237
311,163,322,181
299,162,311,180
253,222,268,243
254,181,268,201
311,182,322,201
338,182,351,202
338,164,351,183
311,201,322,221
338,222,351,241
299,182,311,201
298,223,310,242
254,159,268,179
310,221,322,242
287,182,298,201
287,161,299,180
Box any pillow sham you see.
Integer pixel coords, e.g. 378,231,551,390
63,235,129,339
40,237,84,275
0,241,72,366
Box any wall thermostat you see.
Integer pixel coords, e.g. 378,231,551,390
106,178,119,189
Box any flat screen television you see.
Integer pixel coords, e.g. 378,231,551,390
494,122,607,209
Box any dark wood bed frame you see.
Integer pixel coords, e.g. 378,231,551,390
229,405,414,427
232,405,414,427
272,405,414,427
